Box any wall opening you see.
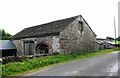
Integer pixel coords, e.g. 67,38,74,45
36,43,49,54
79,21,84,33
23,41,34,55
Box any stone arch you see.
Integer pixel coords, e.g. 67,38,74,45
35,42,51,54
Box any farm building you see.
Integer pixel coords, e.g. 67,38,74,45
96,38,116,50
0,40,17,57
10,15,97,56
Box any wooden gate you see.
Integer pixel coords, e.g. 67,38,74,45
24,41,34,55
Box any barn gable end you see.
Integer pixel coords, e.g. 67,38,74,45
60,15,96,54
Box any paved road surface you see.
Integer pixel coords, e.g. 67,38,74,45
24,51,120,76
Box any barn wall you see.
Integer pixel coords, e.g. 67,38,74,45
12,35,63,56
60,16,96,54
36,35,63,54
12,40,23,56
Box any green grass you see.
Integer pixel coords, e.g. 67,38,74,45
112,40,120,44
1,47,120,78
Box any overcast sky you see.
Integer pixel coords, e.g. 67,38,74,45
0,0,119,38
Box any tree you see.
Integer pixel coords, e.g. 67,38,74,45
0,29,12,40
116,36,120,41
106,36,114,41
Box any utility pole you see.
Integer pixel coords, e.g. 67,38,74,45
114,17,116,44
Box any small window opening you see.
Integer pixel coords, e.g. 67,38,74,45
79,21,84,32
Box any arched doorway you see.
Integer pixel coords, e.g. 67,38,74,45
36,43,49,54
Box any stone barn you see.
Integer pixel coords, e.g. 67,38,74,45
10,15,97,56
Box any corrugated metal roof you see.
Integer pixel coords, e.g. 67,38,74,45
96,38,116,45
0,40,16,50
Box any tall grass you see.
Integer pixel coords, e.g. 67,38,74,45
1,47,120,78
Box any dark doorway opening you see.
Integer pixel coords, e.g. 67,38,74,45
2,49,17,57
36,43,49,54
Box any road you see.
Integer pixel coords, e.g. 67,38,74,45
24,51,120,76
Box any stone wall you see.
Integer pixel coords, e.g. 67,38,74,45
12,40,23,56
12,35,63,56
36,35,62,54
60,16,96,54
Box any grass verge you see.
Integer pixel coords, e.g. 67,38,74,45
1,47,120,78
112,40,120,44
